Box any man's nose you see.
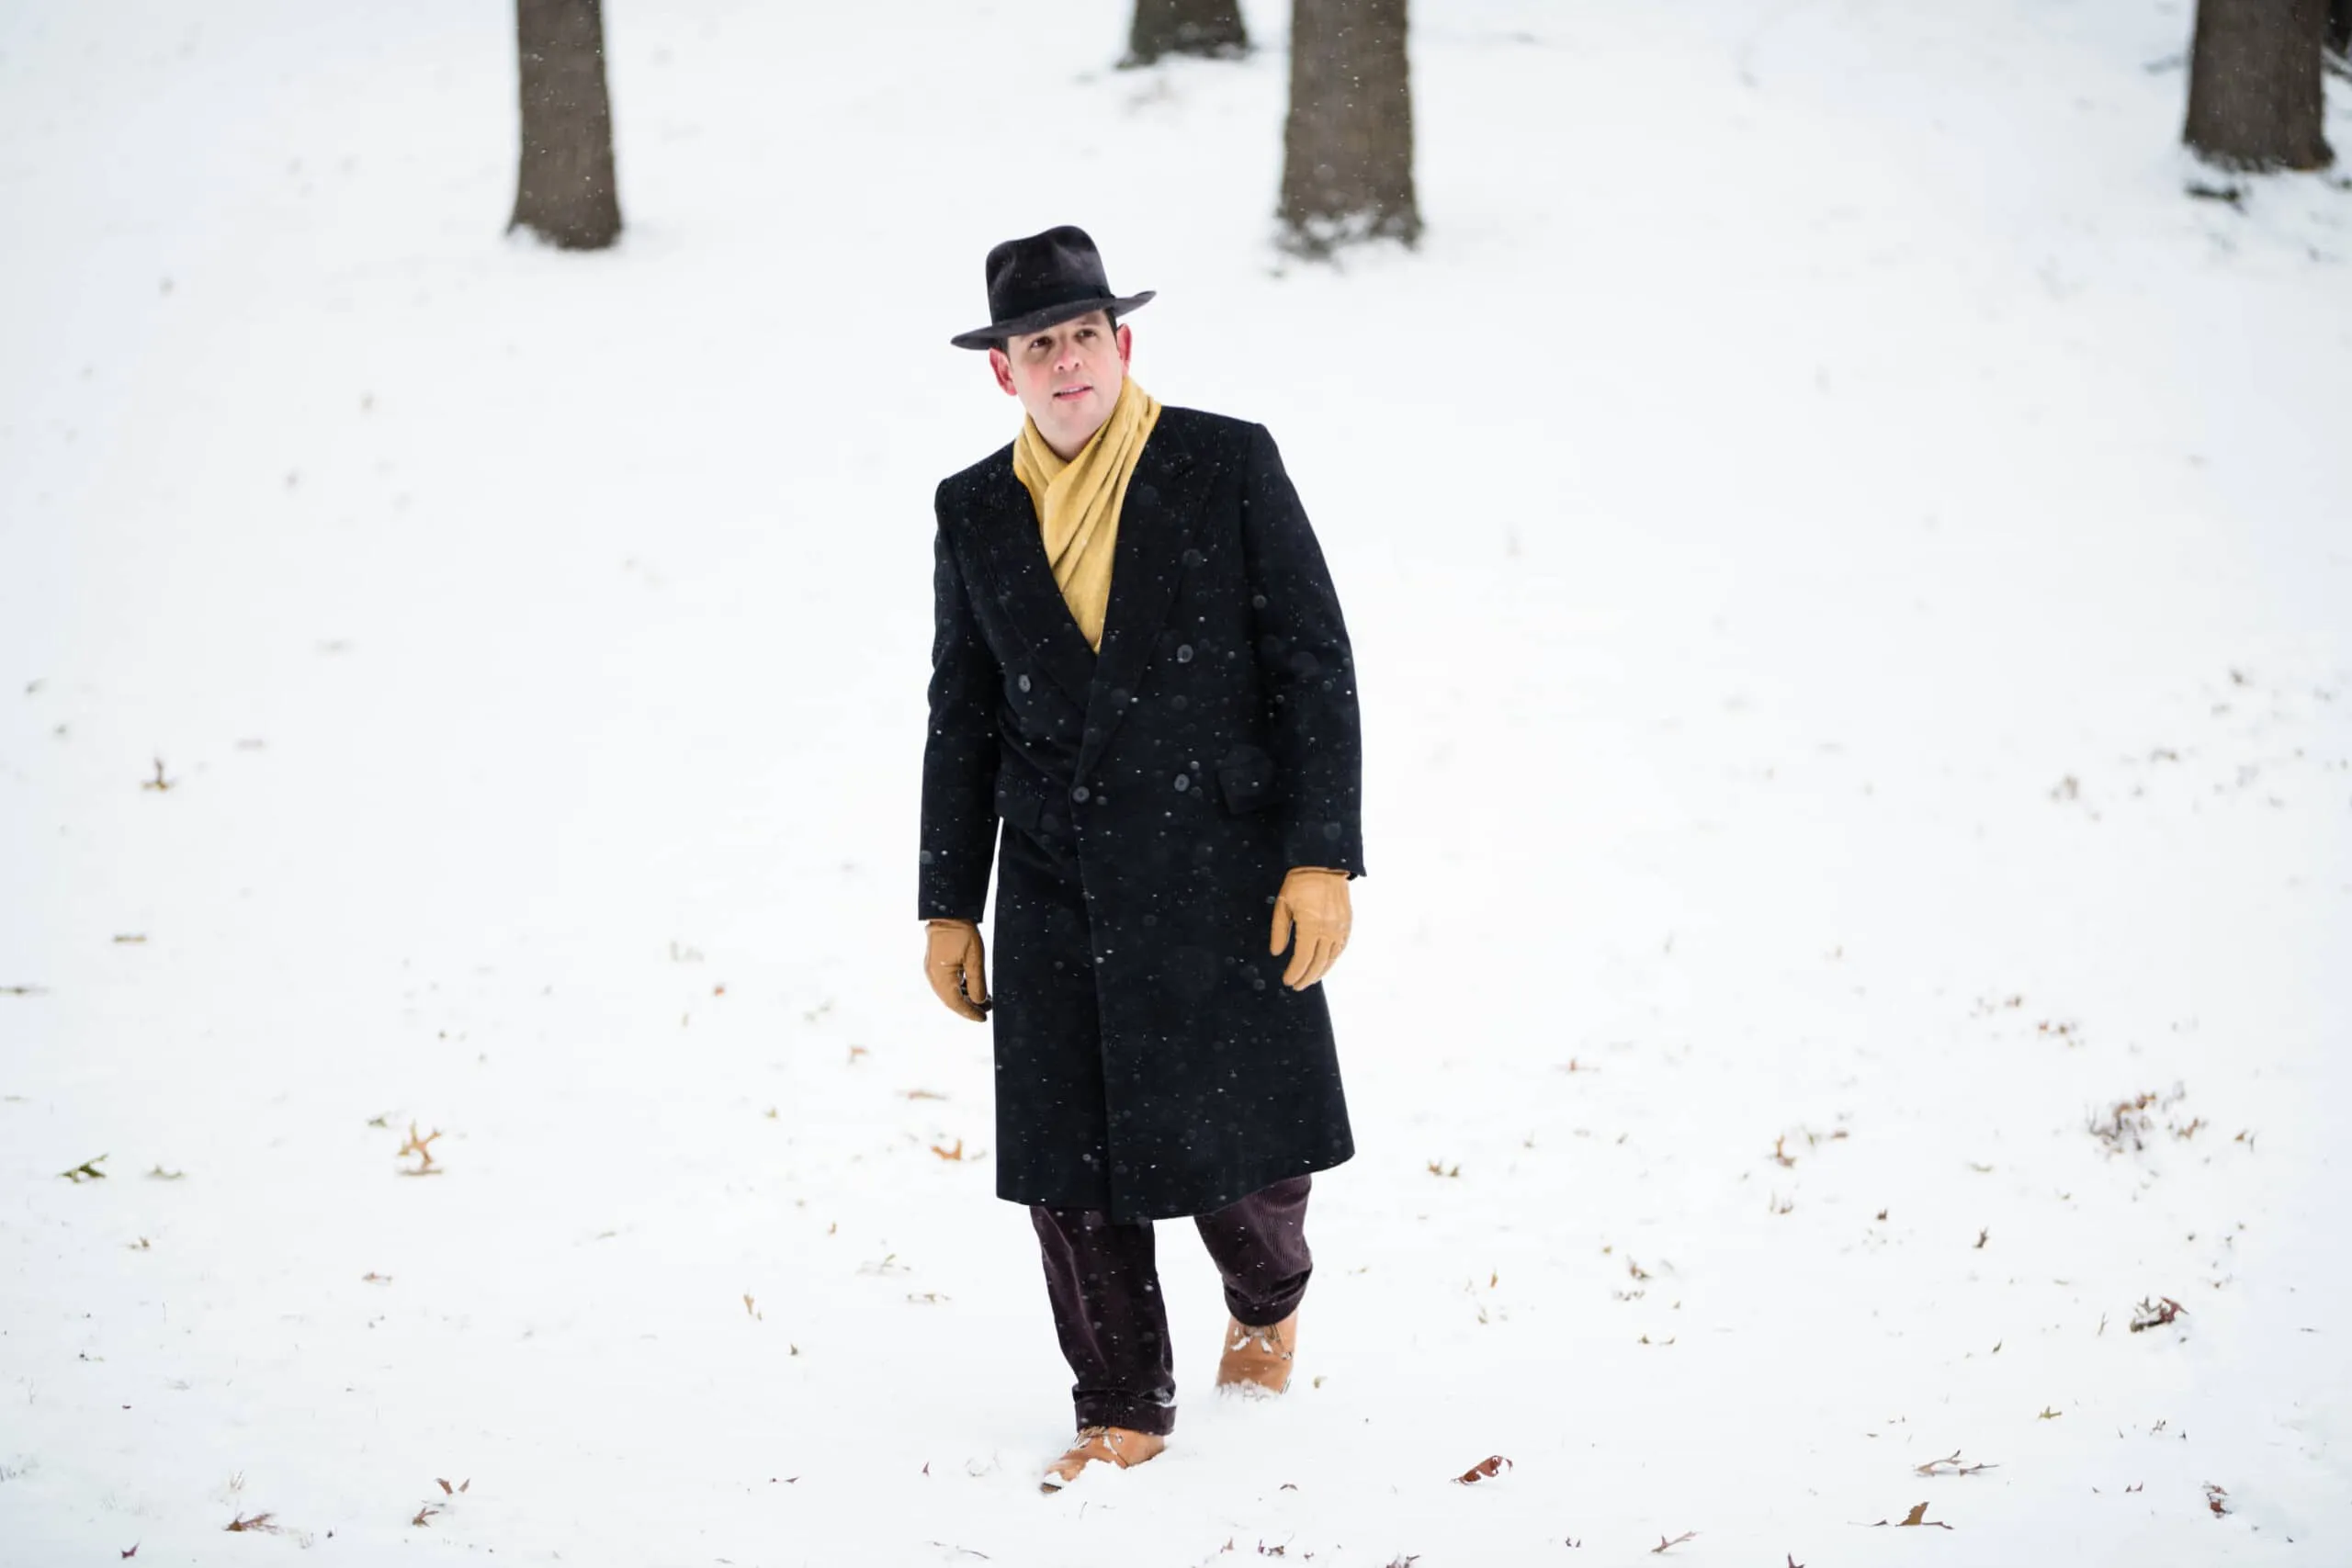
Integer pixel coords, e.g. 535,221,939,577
1054,343,1083,374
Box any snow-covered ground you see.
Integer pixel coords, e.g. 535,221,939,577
4,0,2348,1562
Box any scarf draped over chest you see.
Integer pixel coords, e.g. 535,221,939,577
1012,376,1163,652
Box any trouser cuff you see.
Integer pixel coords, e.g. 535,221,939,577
1226,1269,1310,1328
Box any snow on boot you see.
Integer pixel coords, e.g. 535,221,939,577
1216,1310,1297,1396
1038,1424,1166,1494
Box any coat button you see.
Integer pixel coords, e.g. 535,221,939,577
1182,547,1204,568
1017,673,1031,693
1175,644,1194,663
1173,773,1191,792
1071,785,1091,803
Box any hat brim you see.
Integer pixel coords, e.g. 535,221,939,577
949,290,1155,351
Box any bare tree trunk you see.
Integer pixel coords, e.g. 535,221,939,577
2184,0,2334,172
1124,0,1250,66
510,0,622,249
1280,0,1420,254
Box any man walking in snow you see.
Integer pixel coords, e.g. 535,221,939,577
919,226,1365,1492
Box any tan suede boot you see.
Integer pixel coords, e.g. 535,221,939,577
1216,1310,1298,1396
1038,1425,1167,1494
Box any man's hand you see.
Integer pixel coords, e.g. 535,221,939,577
1269,867,1351,990
924,918,990,1021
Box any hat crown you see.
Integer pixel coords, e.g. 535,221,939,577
984,225,1116,333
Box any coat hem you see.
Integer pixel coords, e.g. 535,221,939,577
999,1146,1353,1224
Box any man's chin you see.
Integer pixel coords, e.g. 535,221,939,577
1040,406,1106,449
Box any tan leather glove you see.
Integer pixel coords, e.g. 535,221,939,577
924,918,990,1021
1269,867,1351,990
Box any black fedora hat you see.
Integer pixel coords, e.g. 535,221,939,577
949,225,1155,351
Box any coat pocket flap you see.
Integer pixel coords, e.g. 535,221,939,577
1214,744,1278,814
992,774,1045,832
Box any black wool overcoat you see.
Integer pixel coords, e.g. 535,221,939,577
919,406,1363,1223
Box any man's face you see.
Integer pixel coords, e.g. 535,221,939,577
989,311,1133,458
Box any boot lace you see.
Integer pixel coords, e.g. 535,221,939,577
1228,1320,1287,1355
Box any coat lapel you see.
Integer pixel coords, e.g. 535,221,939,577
1076,427,1210,782
965,453,1098,711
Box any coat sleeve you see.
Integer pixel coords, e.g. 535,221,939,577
918,494,1001,921
1238,423,1365,878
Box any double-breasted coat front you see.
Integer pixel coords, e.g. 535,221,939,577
919,407,1363,1223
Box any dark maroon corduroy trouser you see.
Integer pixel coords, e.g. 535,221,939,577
1029,1174,1313,1437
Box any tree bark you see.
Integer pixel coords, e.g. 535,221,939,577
2184,0,2334,172
510,0,622,249
1124,0,1250,66
1280,0,1421,254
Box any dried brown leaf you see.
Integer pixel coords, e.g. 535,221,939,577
1452,1454,1511,1484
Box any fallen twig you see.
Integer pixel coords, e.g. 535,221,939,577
397,1122,442,1175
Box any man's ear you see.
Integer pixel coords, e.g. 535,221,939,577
988,346,1017,396
1114,322,1134,368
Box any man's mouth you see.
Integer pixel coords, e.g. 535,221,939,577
1052,384,1092,401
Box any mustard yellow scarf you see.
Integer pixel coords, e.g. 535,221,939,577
1013,376,1163,651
